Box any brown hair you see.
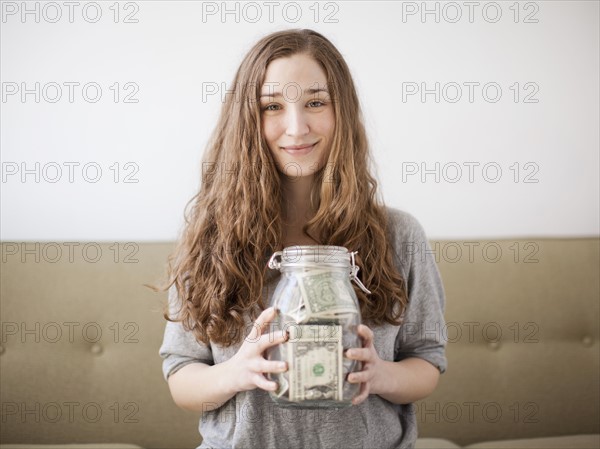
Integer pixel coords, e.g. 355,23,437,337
160,29,408,346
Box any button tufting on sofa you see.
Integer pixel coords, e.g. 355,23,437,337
90,344,103,355
487,341,501,351
582,336,593,347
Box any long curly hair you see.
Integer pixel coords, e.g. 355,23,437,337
161,29,409,346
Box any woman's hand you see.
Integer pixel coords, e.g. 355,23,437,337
226,307,289,394
345,324,384,406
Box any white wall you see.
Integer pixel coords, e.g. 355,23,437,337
1,1,598,240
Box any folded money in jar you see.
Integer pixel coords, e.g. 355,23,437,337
266,245,371,408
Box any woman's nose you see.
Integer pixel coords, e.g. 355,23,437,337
285,108,309,137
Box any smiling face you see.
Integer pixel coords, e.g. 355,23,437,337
260,53,335,180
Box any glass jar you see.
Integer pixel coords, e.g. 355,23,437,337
265,245,372,408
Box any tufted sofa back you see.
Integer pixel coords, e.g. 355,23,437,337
1,239,598,447
417,238,599,446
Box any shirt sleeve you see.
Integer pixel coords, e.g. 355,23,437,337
158,284,215,381
392,210,448,373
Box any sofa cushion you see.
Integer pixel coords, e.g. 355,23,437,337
416,437,462,448
0,445,143,449
465,434,600,448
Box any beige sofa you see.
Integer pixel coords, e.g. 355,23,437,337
1,238,598,448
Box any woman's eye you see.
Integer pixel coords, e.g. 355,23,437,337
308,100,324,108
262,104,281,111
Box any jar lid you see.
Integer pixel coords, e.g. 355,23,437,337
267,245,372,295
275,245,350,268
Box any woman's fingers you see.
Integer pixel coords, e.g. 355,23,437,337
253,372,278,391
242,328,286,354
257,329,288,352
258,308,277,334
247,350,287,373
233,307,291,393
357,324,374,343
345,347,371,361
348,370,363,383
247,307,275,341
352,382,369,405
254,359,287,374
345,324,378,406
345,324,375,361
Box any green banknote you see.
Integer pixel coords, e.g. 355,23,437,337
287,324,343,402
296,270,358,319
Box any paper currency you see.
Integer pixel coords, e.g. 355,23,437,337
296,270,358,320
286,324,343,402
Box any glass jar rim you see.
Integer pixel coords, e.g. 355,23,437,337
267,245,373,295
270,245,351,269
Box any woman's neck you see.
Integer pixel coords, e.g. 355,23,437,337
281,174,315,224
280,174,318,246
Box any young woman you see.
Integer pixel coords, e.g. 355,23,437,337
159,29,447,449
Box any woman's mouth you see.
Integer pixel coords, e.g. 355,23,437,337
281,142,318,156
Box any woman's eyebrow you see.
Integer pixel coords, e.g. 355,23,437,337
259,87,330,98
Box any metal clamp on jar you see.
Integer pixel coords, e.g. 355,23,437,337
265,245,371,408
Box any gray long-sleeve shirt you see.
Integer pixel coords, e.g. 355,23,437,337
159,207,447,449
